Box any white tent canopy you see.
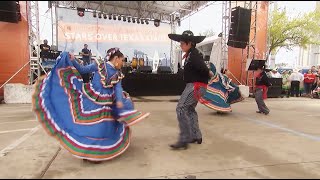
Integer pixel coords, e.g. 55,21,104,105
196,36,222,72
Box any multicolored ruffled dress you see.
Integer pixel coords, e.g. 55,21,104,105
32,52,150,161
199,63,244,112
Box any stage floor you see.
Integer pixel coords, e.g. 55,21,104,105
1,97,320,178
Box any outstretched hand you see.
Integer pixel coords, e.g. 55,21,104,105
69,52,75,61
116,101,124,109
209,71,214,78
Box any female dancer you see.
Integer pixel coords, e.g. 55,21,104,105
200,64,244,114
32,48,150,162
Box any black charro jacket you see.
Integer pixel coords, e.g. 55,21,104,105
183,47,210,84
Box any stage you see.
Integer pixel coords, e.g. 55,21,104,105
122,72,186,96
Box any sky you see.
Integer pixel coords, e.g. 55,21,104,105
39,1,52,45
39,1,316,66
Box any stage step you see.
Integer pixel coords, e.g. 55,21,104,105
4,83,33,104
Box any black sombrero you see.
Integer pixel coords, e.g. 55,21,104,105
168,30,206,44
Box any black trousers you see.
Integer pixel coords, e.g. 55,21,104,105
290,81,300,97
305,83,313,94
82,58,91,83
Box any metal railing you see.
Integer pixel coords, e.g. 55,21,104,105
228,70,242,85
0,61,30,89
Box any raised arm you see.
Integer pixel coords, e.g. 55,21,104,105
114,80,124,108
71,60,98,74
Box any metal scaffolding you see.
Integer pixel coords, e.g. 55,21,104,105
221,1,231,70
50,1,209,23
170,14,177,71
51,2,58,47
244,1,258,92
27,1,41,85
221,1,259,89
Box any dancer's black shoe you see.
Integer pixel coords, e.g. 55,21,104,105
189,138,202,144
170,142,188,150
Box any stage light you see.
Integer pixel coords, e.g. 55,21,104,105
98,12,102,19
127,17,131,23
137,18,140,24
108,14,112,20
16,2,21,21
113,14,117,20
103,13,107,19
154,19,160,27
132,18,136,23
118,16,121,21
77,8,85,17
145,19,149,25
123,16,126,22
93,11,97,18
141,19,144,24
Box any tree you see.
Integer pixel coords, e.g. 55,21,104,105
275,63,288,67
199,29,215,37
267,7,320,60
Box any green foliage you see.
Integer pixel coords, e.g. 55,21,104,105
269,8,320,55
275,63,289,67
199,29,215,37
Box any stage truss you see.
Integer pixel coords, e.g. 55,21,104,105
221,1,258,89
221,1,231,70
27,1,210,84
49,1,209,23
244,1,258,92
27,1,41,85
27,1,261,88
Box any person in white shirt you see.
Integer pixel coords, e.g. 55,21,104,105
269,68,282,78
289,69,304,97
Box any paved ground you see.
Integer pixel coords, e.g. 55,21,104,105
0,97,320,179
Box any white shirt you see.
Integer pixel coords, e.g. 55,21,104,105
181,59,185,68
289,72,304,82
270,72,282,78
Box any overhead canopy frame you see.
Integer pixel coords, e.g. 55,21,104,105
49,1,209,23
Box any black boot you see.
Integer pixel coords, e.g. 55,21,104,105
190,138,202,144
170,142,188,150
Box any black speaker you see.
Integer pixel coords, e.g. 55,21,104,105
121,66,131,74
138,66,152,73
227,6,252,49
0,1,20,23
157,66,172,74
267,78,283,98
